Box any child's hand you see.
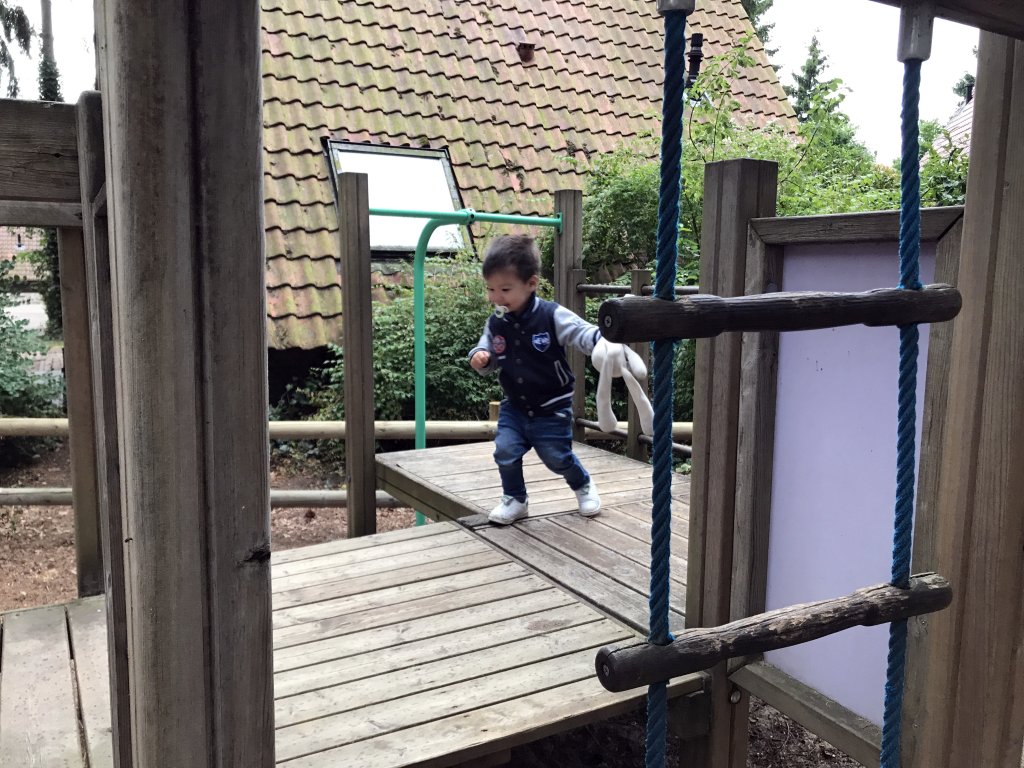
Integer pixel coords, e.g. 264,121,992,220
470,350,491,370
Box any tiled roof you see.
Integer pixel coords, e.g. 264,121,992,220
944,98,972,154
262,0,796,349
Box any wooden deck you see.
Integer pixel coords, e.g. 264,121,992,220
378,441,690,634
0,519,701,768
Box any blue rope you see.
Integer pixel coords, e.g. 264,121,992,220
880,58,922,768
646,11,687,768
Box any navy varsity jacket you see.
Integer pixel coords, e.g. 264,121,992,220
469,294,601,416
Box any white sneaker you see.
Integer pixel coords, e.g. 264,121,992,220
489,495,529,525
575,482,601,517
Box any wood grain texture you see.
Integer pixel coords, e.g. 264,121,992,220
598,284,961,342
0,99,79,202
337,172,376,536
0,200,81,226
0,606,84,767
901,34,1024,768
553,189,586,440
67,598,115,768
57,226,102,597
749,206,963,245
868,0,1024,40
597,574,952,691
100,0,273,764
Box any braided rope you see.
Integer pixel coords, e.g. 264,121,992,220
880,58,922,768
646,10,687,768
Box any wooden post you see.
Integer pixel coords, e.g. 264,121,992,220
56,226,103,596
685,159,778,768
902,32,1024,768
98,0,273,765
76,90,132,768
626,268,651,460
336,171,376,537
553,189,586,440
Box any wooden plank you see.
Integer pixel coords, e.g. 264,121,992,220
548,513,689,578
337,171,376,537
0,200,82,226
0,605,84,767
100,0,273,762
273,588,577,673
284,673,705,768
275,619,632,728
868,0,1024,41
272,551,508,610
626,268,653,459
273,602,604,698
273,574,552,650
67,598,114,768
749,206,963,246
592,504,689,552
276,646,623,760
271,520,448,565
0,99,79,203
730,229,782,633
553,189,586,441
688,158,778,768
57,226,103,597
902,34,1024,768
730,662,880,768
273,561,523,629
271,538,496,593
377,458,485,520
75,89,132,768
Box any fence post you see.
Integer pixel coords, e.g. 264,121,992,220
336,172,376,537
553,189,586,441
626,268,652,460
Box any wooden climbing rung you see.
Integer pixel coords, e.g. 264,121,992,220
595,572,952,693
597,284,961,342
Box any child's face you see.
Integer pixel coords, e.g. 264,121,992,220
485,268,539,315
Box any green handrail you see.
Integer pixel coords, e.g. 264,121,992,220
368,207,563,524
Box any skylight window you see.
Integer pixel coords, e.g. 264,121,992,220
324,141,466,253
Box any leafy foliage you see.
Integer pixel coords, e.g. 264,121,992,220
952,72,975,102
739,0,775,56
0,1,31,97
0,260,64,464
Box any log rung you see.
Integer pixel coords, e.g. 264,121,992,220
597,284,962,342
595,573,952,693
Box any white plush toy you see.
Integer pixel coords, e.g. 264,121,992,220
591,337,654,437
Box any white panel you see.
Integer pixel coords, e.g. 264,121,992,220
329,145,465,252
764,241,936,726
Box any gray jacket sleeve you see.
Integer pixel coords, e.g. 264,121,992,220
553,305,602,355
468,323,499,375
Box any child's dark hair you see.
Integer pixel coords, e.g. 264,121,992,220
482,235,541,281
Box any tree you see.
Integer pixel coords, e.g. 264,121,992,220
740,0,776,56
953,72,975,102
0,1,32,96
785,35,828,122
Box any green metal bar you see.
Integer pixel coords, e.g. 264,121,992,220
368,207,563,525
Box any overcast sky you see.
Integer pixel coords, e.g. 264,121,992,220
9,0,979,165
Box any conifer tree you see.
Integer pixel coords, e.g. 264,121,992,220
785,36,827,122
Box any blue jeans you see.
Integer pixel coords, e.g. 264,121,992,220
493,401,590,501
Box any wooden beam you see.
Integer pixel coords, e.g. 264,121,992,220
625,268,652,460
750,206,963,246
901,32,1024,768
686,158,778,768
0,99,79,203
0,200,81,226
597,574,952,691
869,0,1024,41
599,284,961,342
553,189,586,441
100,0,273,764
57,227,102,597
75,89,132,768
730,662,881,768
336,171,376,538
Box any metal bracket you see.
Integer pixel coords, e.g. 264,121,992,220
657,0,696,14
898,2,935,62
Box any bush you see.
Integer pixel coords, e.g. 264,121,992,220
0,261,64,464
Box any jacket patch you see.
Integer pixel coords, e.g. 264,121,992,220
492,335,506,354
532,332,551,352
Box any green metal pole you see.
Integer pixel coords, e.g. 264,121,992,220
368,208,563,525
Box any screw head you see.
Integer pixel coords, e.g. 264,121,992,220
729,689,742,704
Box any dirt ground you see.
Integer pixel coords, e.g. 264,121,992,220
0,441,861,768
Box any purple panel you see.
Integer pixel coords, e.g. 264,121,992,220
764,240,937,726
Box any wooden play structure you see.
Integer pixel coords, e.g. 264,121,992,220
0,2,1022,767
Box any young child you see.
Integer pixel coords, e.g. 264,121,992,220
468,234,603,525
